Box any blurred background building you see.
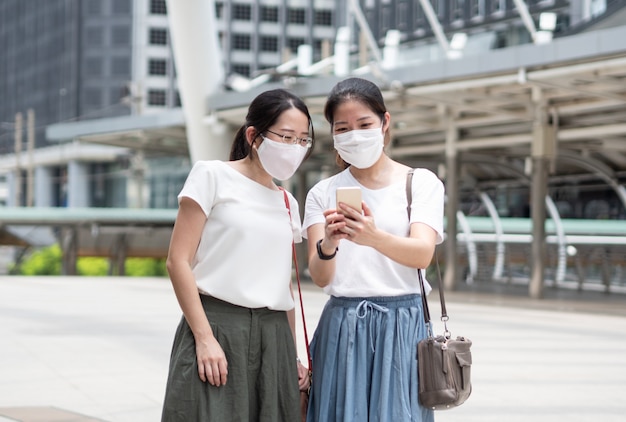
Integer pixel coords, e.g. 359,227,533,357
1,0,625,294
3,0,623,210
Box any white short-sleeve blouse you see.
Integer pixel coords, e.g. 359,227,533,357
178,160,302,311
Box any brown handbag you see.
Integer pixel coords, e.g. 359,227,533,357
416,268,472,410
406,169,473,410
280,189,312,422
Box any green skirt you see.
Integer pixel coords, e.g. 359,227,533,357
161,294,299,422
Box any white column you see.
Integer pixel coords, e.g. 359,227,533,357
166,0,230,162
34,166,54,207
6,171,19,207
67,161,90,208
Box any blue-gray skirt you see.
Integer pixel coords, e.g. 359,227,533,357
306,294,434,422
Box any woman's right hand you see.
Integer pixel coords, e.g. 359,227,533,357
195,334,229,386
322,208,347,247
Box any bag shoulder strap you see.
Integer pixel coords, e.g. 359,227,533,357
279,188,313,371
405,169,449,330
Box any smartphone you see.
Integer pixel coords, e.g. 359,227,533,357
336,187,362,213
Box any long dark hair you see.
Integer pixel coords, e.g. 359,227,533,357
324,78,389,169
229,89,315,160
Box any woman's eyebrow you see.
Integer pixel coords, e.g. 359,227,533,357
334,116,372,125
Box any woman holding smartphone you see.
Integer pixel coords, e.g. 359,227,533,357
303,77,444,422
162,89,313,421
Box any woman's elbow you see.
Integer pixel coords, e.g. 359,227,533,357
166,254,187,278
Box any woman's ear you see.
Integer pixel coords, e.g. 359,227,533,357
245,126,258,146
382,112,391,133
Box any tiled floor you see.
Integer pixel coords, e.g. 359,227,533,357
1,276,625,422
0,406,103,422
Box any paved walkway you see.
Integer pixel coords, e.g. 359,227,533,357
0,276,624,422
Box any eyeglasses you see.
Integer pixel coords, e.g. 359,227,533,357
265,129,313,148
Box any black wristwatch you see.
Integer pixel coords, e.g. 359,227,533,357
316,239,338,260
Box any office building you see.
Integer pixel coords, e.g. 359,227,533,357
0,0,624,210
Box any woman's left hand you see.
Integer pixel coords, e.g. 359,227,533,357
338,202,378,246
297,361,311,391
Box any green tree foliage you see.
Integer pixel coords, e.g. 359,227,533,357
16,244,62,275
126,257,167,276
77,257,110,276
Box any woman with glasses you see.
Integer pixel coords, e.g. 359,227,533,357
302,78,444,422
162,89,314,421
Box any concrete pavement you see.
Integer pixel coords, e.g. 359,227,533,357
0,276,625,422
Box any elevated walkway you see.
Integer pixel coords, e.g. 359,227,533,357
449,216,626,295
0,207,176,275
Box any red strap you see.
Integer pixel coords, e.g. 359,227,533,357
280,188,313,371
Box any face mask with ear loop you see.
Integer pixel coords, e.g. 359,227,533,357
333,126,384,169
255,136,309,180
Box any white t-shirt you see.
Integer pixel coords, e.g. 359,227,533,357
178,160,302,311
303,168,444,298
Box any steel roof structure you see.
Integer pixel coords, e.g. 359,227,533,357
209,25,626,188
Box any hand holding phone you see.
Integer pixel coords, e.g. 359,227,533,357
336,187,362,214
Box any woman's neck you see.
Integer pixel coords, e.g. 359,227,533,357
229,157,277,190
349,155,400,189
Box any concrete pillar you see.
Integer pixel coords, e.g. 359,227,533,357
529,87,557,299
442,107,460,291
529,157,549,299
166,0,230,162
61,227,77,276
6,171,20,207
34,167,54,207
67,161,90,208
128,150,146,209
109,234,127,276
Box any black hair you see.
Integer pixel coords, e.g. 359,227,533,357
323,77,388,169
229,89,315,161
323,77,387,127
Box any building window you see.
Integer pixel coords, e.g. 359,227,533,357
150,0,167,15
451,0,464,22
175,91,182,107
216,2,224,19
149,28,167,45
148,89,167,106
261,6,279,22
490,0,505,14
111,57,130,76
148,59,167,75
233,3,252,20
314,10,332,26
470,0,484,18
232,34,251,50
85,27,104,46
260,36,278,52
231,64,251,77
110,87,124,104
84,88,103,108
84,57,103,77
86,0,101,15
288,8,306,24
433,0,444,19
397,1,410,30
112,26,130,46
112,0,131,14
287,37,305,53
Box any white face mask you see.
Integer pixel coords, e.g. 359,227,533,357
333,127,384,169
256,136,309,180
